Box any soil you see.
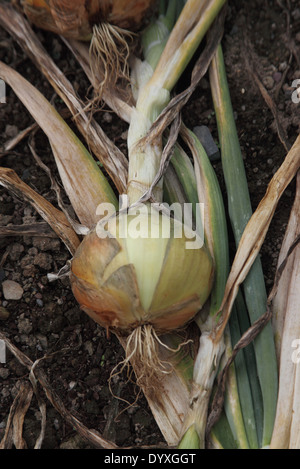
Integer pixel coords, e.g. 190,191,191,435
0,0,299,450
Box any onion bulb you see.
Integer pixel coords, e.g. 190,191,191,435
19,0,157,39
70,207,214,385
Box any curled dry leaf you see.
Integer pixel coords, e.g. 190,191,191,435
215,134,300,339
0,60,118,228
0,381,33,450
0,332,118,449
0,167,80,255
0,222,57,238
116,333,190,446
270,171,300,449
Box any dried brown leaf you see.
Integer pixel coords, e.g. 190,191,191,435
215,134,300,339
270,170,300,449
0,167,80,255
0,381,33,449
117,333,190,446
0,331,118,450
0,4,128,194
62,37,133,123
0,222,57,238
0,60,117,228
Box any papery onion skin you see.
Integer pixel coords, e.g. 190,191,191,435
19,0,158,39
70,213,214,335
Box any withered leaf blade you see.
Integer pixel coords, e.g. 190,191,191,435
0,60,117,228
63,37,133,123
0,167,80,255
0,4,128,194
0,381,33,450
0,222,57,238
215,134,300,338
0,331,118,449
270,170,300,449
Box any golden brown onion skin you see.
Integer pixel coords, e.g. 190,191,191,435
70,224,214,335
70,232,144,331
19,0,158,39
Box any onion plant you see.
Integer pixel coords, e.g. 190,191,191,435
0,0,300,450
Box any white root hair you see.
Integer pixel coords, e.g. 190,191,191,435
109,324,192,396
89,22,134,100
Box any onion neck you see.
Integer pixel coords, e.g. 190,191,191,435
126,81,170,205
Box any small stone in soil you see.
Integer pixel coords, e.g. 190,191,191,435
193,125,220,161
262,76,274,90
273,72,282,83
2,280,24,300
17,314,32,335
